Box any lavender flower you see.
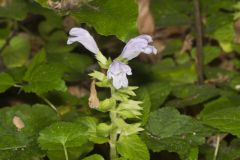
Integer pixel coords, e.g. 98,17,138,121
120,35,157,60
107,61,132,89
107,35,157,89
67,27,100,54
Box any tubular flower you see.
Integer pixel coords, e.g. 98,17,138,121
120,35,157,60
107,61,132,89
107,35,157,89
67,27,100,54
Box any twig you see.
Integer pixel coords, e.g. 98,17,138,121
39,95,58,112
193,0,204,84
213,135,221,160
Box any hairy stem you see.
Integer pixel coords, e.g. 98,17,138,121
213,135,221,160
194,0,204,84
109,110,118,160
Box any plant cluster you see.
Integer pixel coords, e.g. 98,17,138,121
1,0,240,160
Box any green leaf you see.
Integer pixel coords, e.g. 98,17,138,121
7,66,27,82
48,52,93,81
89,71,106,81
167,84,219,108
151,0,191,27
26,49,46,75
82,154,104,160
188,147,199,160
38,122,93,160
0,104,58,160
116,100,142,119
0,0,29,20
142,108,213,159
136,88,151,125
145,82,171,110
118,86,138,97
0,72,15,93
115,119,143,136
2,34,31,68
72,0,138,41
98,98,116,112
191,45,221,64
74,116,108,144
117,134,150,160
200,98,240,137
205,12,234,52
151,62,197,84
44,30,74,54
23,64,67,94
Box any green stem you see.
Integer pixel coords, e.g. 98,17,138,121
39,95,57,112
13,84,23,88
63,145,69,160
213,135,220,160
109,110,118,160
110,130,118,159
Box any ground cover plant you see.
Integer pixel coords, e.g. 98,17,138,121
1,0,240,160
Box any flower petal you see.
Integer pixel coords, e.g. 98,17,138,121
67,27,100,54
107,61,132,89
120,34,157,60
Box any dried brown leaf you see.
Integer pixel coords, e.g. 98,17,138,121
180,34,193,53
137,0,155,35
234,19,240,43
88,80,99,108
12,116,25,131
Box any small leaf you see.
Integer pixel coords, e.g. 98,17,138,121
23,64,67,94
25,49,46,77
38,122,93,160
115,118,143,136
116,100,142,119
191,45,221,64
82,154,104,160
89,71,106,81
2,34,31,68
0,72,15,93
188,147,199,160
75,116,108,144
117,134,150,160
98,98,116,112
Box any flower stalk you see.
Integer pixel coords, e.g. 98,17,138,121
67,27,157,159
109,109,118,159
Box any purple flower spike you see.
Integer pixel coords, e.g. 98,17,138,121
67,27,100,54
107,61,132,89
120,35,157,60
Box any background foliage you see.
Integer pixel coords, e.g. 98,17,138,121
1,0,240,159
